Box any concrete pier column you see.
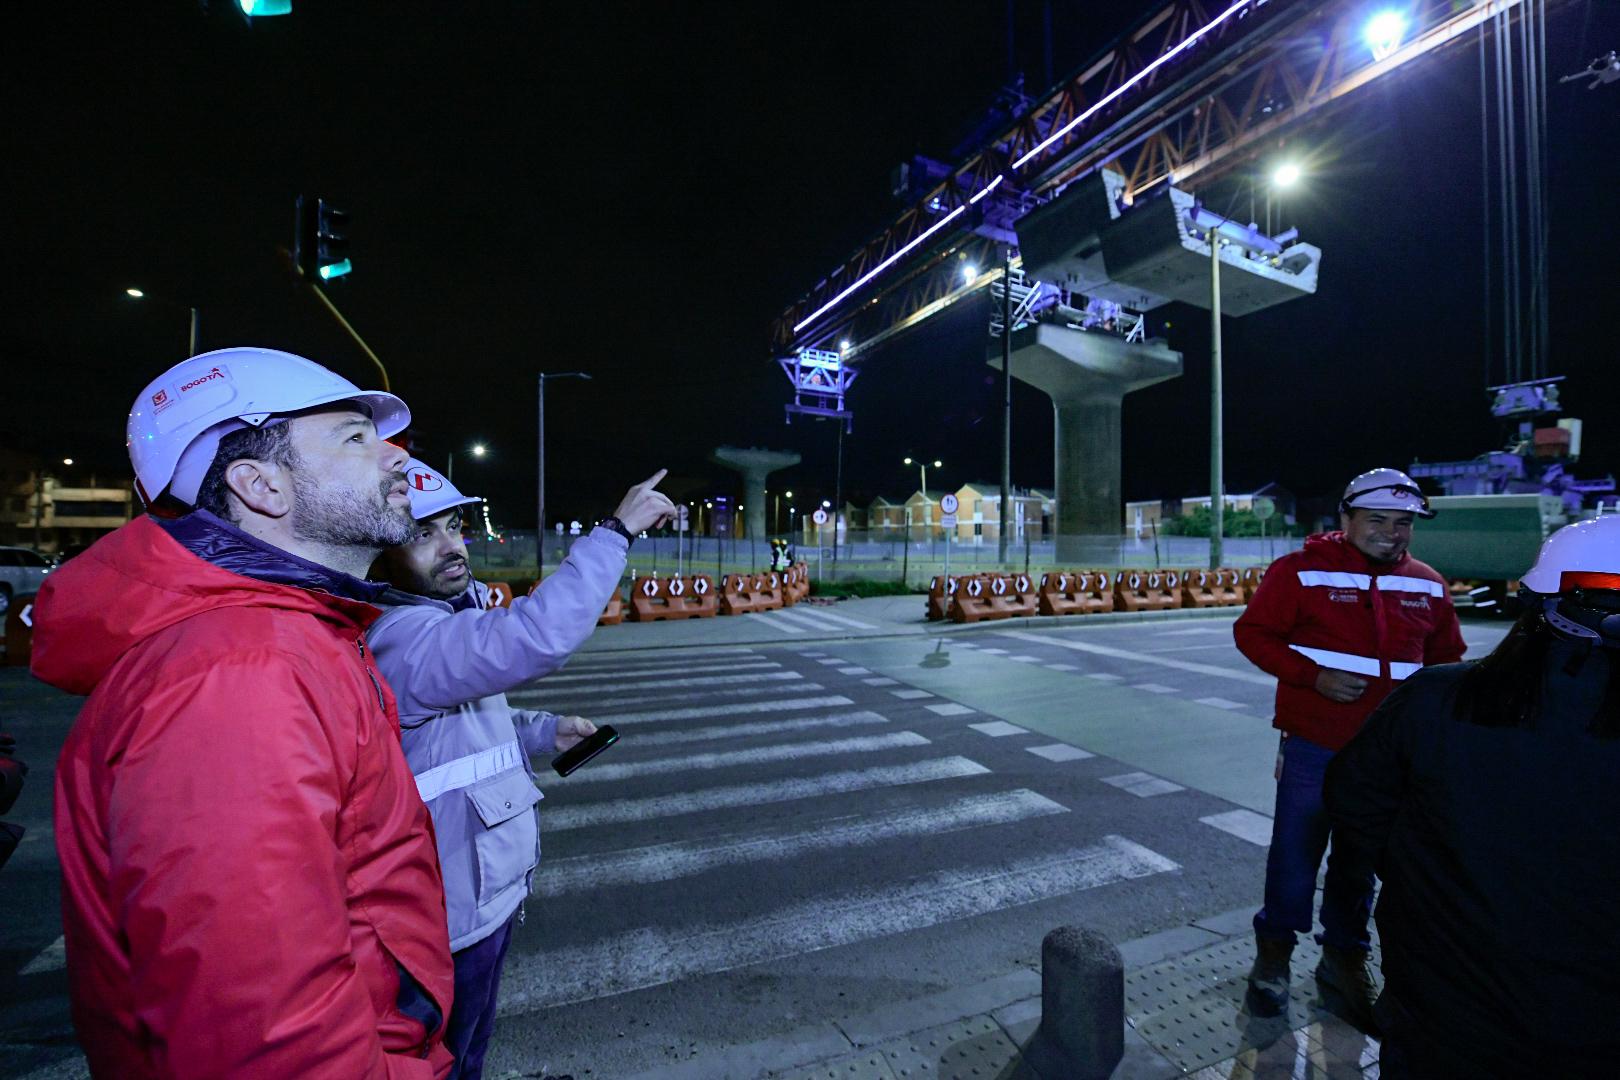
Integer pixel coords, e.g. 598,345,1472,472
989,323,1181,563
710,446,801,540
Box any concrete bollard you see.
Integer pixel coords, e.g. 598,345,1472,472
1022,926,1124,1079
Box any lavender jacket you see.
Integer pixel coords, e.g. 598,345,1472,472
367,527,627,951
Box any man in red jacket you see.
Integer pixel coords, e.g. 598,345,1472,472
33,348,456,1079
1233,468,1465,1031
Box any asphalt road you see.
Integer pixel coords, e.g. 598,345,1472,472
0,613,1509,1079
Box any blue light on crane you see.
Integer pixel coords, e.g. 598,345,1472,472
1363,10,1408,61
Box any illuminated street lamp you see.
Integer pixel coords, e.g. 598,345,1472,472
446,441,489,482
1364,10,1407,62
125,287,200,356
1272,162,1302,188
903,457,943,495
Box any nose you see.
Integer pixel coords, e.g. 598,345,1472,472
380,438,408,474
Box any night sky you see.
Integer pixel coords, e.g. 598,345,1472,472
6,2,1617,529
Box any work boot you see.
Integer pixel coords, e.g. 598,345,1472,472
1316,944,1382,1036
1246,935,1293,1016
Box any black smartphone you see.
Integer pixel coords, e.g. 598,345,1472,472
550,725,619,777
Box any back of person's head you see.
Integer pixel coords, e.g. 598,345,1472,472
1454,517,1620,735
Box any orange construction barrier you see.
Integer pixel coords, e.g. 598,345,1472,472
1080,570,1116,614
988,572,1037,618
752,572,785,611
1037,571,1085,616
1149,570,1184,609
948,574,995,623
786,563,812,603
1113,570,1158,612
719,573,757,615
666,574,719,618
628,575,674,621
926,574,964,620
484,581,515,609
1181,569,1222,608
1214,568,1245,606
1239,565,1267,602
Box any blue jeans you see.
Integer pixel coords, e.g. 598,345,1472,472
1253,735,1373,951
446,911,519,1080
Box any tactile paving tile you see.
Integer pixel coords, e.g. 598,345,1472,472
770,1050,900,1080
877,1015,1022,1079
1125,934,1383,1074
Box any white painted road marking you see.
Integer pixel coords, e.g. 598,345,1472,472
524,680,822,713
565,646,758,670
558,731,932,785
968,721,1029,738
499,836,1179,1013
1201,809,1275,846
862,677,899,687
770,607,854,633
537,660,781,685
816,657,849,665
1155,626,1234,637
978,648,1009,655
791,606,880,630
630,711,891,748
1084,673,1123,682
515,669,804,700
1101,772,1186,798
19,935,65,975
594,695,856,725
1044,663,1080,672
889,689,933,700
544,756,992,830
1002,630,1274,687
1008,655,1041,663
835,666,872,675
925,703,975,717
1130,683,1178,694
1194,696,1248,710
534,789,1069,896
1026,744,1094,762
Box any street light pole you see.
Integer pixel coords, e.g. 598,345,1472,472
537,371,591,581
999,245,1012,563
1209,233,1225,570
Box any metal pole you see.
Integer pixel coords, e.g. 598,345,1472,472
1209,233,1224,570
537,375,547,580
999,247,1013,564
446,451,454,483
833,421,844,564
188,307,200,357
309,281,390,391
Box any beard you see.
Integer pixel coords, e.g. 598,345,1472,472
290,468,415,550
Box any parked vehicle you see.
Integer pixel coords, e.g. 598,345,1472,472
0,547,51,616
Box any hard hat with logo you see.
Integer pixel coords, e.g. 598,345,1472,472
1339,467,1435,519
127,347,410,506
1520,516,1620,594
400,458,483,521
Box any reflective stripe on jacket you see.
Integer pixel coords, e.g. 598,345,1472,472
1233,531,1466,750
367,526,627,952
32,513,454,1080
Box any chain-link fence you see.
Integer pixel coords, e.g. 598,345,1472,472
463,530,1303,589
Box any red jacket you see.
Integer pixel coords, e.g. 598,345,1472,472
33,516,454,1080
1233,531,1465,751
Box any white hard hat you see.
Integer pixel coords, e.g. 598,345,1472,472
127,347,410,506
1519,516,1620,594
401,458,483,521
1340,467,1434,519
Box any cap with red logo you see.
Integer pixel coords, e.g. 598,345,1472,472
127,347,410,506
402,458,483,521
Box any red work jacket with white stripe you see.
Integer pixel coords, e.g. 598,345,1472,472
1233,531,1466,751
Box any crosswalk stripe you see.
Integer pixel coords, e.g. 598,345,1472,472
498,835,1178,1013
593,695,855,725
543,756,991,830
767,607,845,631
538,660,781,685
533,789,1069,896
790,606,879,630
1200,809,1273,846
1001,630,1274,686
528,681,827,714
556,731,931,785
513,670,804,700
629,710,891,748
564,646,758,669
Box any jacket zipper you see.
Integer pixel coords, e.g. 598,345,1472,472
357,638,387,713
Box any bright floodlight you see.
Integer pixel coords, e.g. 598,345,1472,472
471,443,487,457
63,458,74,466
125,287,144,298
961,263,978,283
1273,162,1302,188
932,459,943,468
1364,10,1407,61
839,339,851,352
904,457,914,465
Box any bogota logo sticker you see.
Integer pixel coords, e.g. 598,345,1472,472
406,467,443,492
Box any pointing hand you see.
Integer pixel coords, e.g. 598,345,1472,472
612,469,677,535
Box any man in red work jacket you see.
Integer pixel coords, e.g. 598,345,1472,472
1233,468,1465,1032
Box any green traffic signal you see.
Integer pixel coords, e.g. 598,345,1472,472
239,0,292,15
318,259,353,281
295,195,353,282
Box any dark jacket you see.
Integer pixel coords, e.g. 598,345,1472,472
1235,531,1465,750
1324,644,1620,1077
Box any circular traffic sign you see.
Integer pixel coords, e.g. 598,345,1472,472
812,508,829,525
1252,496,1276,521
940,493,959,514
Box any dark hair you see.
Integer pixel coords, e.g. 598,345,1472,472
194,423,299,522
1453,604,1619,737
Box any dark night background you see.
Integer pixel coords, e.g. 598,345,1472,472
4,1,1616,529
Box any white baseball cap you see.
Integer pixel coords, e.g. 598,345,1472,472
128,347,410,506
401,458,483,521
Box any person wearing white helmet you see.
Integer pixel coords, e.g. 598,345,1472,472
368,459,674,1080
1326,516,1620,1076
32,348,457,1078
1234,467,1464,1031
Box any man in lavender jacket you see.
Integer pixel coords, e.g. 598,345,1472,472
369,459,674,1079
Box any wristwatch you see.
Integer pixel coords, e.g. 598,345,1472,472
595,516,635,544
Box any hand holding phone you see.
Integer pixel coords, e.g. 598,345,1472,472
551,724,619,777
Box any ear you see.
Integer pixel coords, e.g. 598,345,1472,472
224,457,293,520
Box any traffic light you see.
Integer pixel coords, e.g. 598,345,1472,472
295,195,352,281
238,1,293,16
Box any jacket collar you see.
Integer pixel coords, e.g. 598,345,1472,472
155,509,392,606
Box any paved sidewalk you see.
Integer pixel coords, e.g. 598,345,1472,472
591,903,1381,1080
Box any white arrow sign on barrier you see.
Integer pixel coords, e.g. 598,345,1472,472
20,603,33,628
